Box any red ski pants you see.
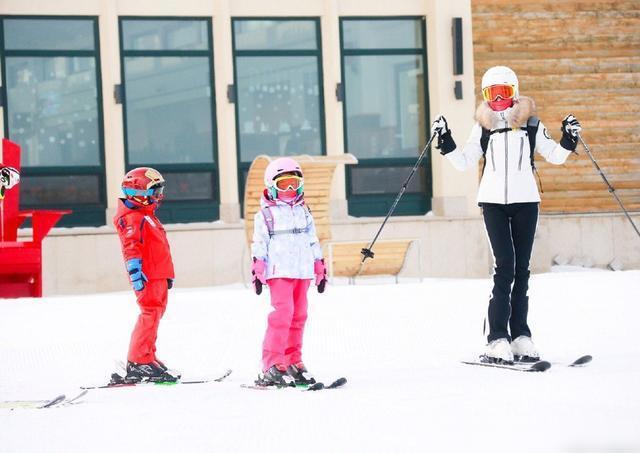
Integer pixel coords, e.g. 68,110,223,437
127,279,168,364
262,278,310,371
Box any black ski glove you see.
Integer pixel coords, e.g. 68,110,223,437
560,114,581,151
431,115,457,155
167,278,173,289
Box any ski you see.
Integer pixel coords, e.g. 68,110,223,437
81,368,232,390
241,377,347,391
1,389,88,410
63,388,89,404
324,377,348,389
568,355,592,367
520,354,592,368
462,359,551,372
0,395,65,410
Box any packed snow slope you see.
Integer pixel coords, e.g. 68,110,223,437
1,269,639,453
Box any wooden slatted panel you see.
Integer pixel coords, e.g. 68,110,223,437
472,0,640,213
323,240,413,278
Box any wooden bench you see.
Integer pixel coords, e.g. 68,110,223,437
323,239,421,284
243,154,420,283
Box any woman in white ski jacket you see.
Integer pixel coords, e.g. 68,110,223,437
431,66,582,364
250,157,327,387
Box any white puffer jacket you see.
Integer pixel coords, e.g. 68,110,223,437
446,97,572,204
251,192,323,280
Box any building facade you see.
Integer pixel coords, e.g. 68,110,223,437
1,0,638,295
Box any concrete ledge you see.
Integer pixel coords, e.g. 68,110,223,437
21,211,640,296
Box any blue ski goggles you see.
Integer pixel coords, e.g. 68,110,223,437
122,184,165,198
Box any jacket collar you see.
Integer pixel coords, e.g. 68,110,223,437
476,96,536,130
119,198,158,214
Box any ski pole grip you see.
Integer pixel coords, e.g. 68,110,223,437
361,248,375,260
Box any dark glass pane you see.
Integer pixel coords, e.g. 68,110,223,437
4,19,95,51
5,57,101,167
236,56,322,162
123,56,215,164
162,172,214,200
344,55,425,159
122,20,209,51
234,20,317,50
342,19,422,49
20,174,100,205
350,166,426,195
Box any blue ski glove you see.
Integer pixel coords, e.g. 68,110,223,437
126,258,147,292
167,278,174,289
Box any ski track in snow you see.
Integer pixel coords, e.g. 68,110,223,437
1,270,639,453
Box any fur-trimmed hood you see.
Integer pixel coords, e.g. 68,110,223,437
475,96,536,130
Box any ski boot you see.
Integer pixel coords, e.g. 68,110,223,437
511,336,540,362
124,360,180,383
255,365,295,387
482,338,514,365
287,362,316,386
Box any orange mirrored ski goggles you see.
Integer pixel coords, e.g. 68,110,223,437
482,84,516,102
274,174,303,191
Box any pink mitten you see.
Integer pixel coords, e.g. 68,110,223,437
314,259,327,293
251,258,267,294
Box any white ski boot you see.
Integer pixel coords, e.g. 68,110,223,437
483,338,514,364
511,336,540,362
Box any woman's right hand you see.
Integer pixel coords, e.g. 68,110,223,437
431,115,456,154
431,115,450,138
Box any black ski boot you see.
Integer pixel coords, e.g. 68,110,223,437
125,361,179,383
256,365,295,387
287,362,316,385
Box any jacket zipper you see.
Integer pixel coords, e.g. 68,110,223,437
504,130,509,204
518,136,524,171
490,140,496,171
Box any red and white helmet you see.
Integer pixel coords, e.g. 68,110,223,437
121,167,165,206
264,157,303,199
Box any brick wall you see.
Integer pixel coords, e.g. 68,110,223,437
472,0,640,212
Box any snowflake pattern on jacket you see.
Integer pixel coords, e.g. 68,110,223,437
251,190,323,280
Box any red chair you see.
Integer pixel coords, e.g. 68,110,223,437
0,139,70,298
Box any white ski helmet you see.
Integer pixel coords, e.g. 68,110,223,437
481,66,519,100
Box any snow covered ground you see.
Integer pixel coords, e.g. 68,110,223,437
1,269,639,453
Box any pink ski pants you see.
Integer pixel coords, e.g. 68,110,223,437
262,278,311,371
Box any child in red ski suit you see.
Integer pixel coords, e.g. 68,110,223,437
251,157,327,387
113,167,178,383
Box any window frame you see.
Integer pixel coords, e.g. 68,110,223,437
118,16,220,223
339,16,432,217
0,15,107,227
230,16,327,210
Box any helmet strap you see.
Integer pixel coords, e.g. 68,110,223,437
269,186,278,200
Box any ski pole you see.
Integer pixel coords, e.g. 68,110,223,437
359,131,437,268
577,132,640,240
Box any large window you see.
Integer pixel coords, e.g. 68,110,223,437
119,18,218,223
0,17,106,226
340,18,430,217
232,18,325,200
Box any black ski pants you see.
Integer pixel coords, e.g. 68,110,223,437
481,202,539,343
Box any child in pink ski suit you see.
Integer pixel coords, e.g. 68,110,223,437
251,157,327,387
